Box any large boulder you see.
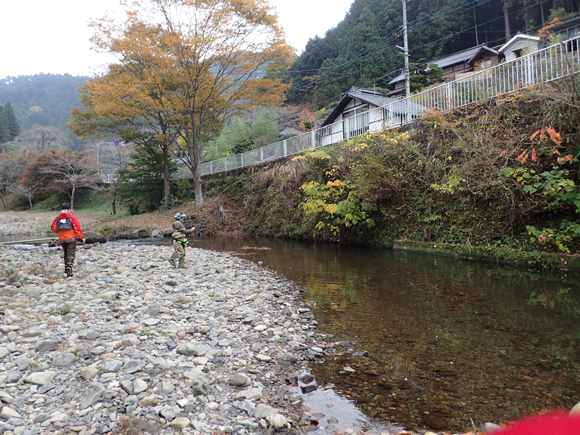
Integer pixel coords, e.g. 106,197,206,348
136,228,150,238
163,229,174,238
84,231,106,244
151,229,164,239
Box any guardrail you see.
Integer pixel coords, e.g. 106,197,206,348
194,35,580,177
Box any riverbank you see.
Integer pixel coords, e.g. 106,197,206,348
0,243,326,435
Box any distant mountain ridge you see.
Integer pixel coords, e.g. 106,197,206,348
0,73,89,149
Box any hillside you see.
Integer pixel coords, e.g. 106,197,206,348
286,0,577,105
0,73,88,149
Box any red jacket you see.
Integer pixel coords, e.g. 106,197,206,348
51,213,85,241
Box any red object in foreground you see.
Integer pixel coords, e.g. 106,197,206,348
495,412,580,435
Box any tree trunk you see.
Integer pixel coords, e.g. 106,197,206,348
1,195,7,210
112,191,117,215
70,187,75,209
194,169,203,209
186,121,204,209
162,146,171,209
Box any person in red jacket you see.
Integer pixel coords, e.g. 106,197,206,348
51,203,86,277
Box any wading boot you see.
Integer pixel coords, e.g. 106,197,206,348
65,263,73,278
178,258,186,269
168,253,178,267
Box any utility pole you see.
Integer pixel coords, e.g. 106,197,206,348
402,0,411,122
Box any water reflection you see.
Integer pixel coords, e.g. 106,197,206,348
196,237,580,432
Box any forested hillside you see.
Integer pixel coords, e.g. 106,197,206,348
0,74,88,149
286,0,580,105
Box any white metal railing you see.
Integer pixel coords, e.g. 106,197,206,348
194,35,580,177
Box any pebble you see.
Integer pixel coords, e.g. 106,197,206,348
0,243,321,435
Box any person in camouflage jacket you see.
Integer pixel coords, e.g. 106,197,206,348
169,213,195,268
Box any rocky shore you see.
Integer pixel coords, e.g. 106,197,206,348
0,243,343,435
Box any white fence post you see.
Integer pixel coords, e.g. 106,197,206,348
283,140,287,157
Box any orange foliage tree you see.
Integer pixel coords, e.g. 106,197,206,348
73,0,293,209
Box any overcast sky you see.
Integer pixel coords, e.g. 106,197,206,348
0,0,354,79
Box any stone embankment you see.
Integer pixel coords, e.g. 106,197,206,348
0,243,334,435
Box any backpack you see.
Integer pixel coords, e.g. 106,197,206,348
56,216,74,231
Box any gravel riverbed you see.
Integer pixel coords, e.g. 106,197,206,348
0,242,340,435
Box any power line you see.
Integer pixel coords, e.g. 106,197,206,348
284,0,495,99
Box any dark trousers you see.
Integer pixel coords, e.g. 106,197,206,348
61,239,77,264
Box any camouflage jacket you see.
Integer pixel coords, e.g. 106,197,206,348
172,220,193,240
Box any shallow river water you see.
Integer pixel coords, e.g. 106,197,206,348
193,237,580,433
6,235,580,432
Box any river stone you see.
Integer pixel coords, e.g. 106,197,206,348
0,347,10,359
79,329,101,339
483,422,503,432
120,380,133,395
188,373,213,395
24,371,57,385
0,392,16,404
124,359,145,374
100,291,117,301
170,417,191,429
0,406,21,419
102,359,123,372
229,373,252,387
84,231,106,244
52,353,76,367
137,228,150,238
235,387,262,401
269,414,288,430
423,414,447,430
152,229,164,238
7,272,21,284
275,352,297,364
80,383,106,409
133,378,149,394
141,396,161,407
81,365,99,380
160,405,179,420
177,343,198,356
195,344,212,356
254,404,277,419
35,340,60,352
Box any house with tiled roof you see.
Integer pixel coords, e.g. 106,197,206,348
388,44,501,96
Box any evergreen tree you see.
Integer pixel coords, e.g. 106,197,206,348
409,59,445,94
3,103,20,139
116,147,175,214
0,107,10,144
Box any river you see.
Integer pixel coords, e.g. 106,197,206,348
5,235,580,432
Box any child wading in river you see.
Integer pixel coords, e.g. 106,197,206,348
169,213,195,269
51,203,86,277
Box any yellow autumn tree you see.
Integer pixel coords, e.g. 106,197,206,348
70,62,180,208
84,0,294,209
